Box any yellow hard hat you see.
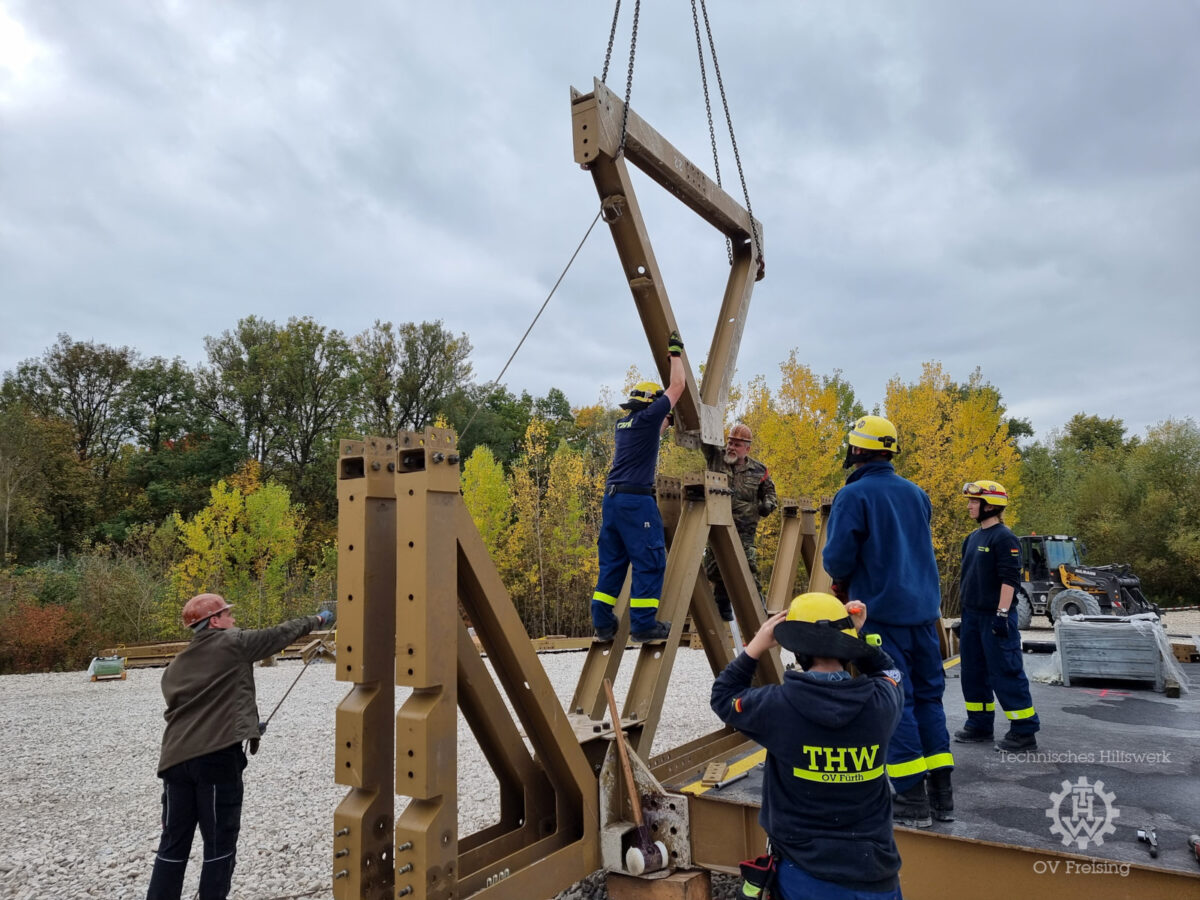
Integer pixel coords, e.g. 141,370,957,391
847,415,900,453
773,592,871,661
622,381,664,409
962,480,1008,507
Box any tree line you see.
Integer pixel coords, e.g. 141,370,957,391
1,322,1196,672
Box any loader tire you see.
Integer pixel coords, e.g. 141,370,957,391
1051,589,1102,620
1015,591,1033,630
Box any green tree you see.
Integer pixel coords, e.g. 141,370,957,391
352,320,473,436
199,316,279,464
3,334,136,474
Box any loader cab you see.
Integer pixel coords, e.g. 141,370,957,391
1019,534,1082,581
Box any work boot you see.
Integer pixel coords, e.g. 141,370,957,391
995,731,1038,752
953,726,993,743
593,625,616,642
716,601,734,622
631,621,672,643
927,769,954,822
892,781,933,828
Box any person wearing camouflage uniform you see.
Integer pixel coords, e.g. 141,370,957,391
703,423,778,621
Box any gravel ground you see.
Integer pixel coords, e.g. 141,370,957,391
4,611,1197,900
0,647,728,900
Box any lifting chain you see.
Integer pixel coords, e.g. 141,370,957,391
691,0,764,277
600,0,642,155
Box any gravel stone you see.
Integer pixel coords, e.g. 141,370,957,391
0,647,727,900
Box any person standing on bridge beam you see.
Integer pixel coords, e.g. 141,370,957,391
822,415,954,828
146,593,333,900
591,330,686,644
703,422,778,621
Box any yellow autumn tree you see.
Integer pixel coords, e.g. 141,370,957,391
740,355,866,593
884,362,1021,610
168,461,303,633
461,445,511,561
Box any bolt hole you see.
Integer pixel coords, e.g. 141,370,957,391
408,541,414,548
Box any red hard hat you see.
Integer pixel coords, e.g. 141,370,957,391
182,593,232,628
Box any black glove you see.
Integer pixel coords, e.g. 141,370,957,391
667,330,683,357
856,644,895,675
830,581,848,602
665,411,675,428
991,612,1009,637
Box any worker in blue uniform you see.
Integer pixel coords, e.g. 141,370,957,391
822,415,953,827
711,592,905,900
956,480,1040,751
591,330,686,643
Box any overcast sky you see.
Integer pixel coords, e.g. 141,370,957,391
2,1,1197,442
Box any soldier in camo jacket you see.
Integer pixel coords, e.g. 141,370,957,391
703,423,778,621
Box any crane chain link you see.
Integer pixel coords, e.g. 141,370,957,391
697,0,763,274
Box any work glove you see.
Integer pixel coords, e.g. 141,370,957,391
665,411,675,428
667,330,684,357
258,720,268,736
316,608,335,628
991,611,1009,637
856,643,895,676
829,581,848,602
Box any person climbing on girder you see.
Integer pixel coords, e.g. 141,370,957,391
591,330,686,643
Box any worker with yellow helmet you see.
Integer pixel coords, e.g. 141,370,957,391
711,593,905,899
591,330,686,643
956,480,1040,750
822,415,954,828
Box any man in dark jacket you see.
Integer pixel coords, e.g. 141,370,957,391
956,480,1040,750
822,415,953,827
146,593,332,900
712,592,905,900
702,422,778,620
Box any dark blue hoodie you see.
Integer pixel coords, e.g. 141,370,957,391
711,652,904,890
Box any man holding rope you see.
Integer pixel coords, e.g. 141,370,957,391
146,593,333,900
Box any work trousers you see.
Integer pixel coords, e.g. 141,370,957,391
592,493,666,633
959,608,1040,735
868,621,952,793
147,746,245,900
704,527,761,615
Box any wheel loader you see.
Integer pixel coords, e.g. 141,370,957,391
1014,534,1161,628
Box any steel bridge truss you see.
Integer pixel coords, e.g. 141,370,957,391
330,80,826,900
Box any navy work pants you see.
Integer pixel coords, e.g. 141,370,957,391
869,621,952,793
959,608,1040,736
592,492,666,633
147,746,245,900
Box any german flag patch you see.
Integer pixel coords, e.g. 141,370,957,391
732,697,744,714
